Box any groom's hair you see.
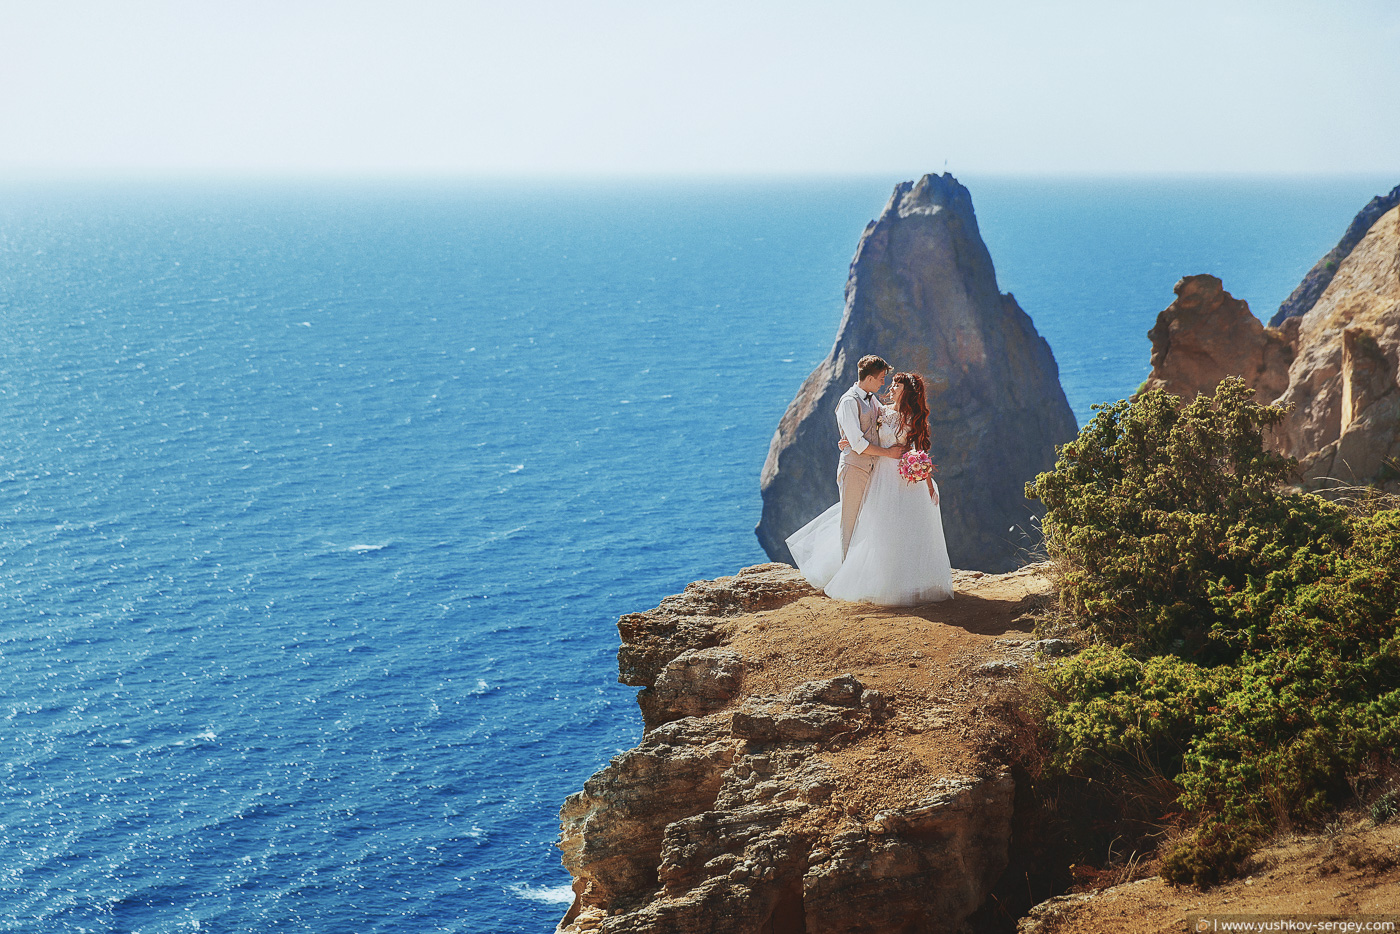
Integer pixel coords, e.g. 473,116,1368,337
857,355,890,380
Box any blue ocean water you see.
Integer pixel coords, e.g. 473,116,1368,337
0,176,1390,933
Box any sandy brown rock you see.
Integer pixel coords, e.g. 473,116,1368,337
756,173,1077,573
619,564,815,711
1276,202,1400,487
1140,275,1293,402
558,715,738,915
1271,183,1400,326
643,648,746,726
556,563,1053,934
1139,198,1400,491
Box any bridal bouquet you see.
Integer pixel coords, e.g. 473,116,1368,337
898,449,935,483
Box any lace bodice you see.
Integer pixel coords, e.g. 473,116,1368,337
877,408,909,447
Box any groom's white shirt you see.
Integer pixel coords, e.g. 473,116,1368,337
836,382,877,456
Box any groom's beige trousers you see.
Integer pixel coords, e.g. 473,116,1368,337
838,453,878,558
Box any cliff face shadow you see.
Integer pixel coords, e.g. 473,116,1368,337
842,565,1053,639
898,589,1045,638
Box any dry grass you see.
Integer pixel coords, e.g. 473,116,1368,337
1303,477,1400,515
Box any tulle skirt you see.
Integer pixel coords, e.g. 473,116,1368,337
786,457,953,606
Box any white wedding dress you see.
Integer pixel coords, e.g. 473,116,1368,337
786,411,954,606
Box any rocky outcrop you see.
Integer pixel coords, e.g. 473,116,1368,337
1140,275,1294,403
1140,193,1400,490
756,174,1078,573
1270,183,1400,326
1274,200,1400,486
556,563,1055,933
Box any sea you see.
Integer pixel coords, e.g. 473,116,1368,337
0,175,1391,933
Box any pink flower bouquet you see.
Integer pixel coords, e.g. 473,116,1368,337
898,449,935,483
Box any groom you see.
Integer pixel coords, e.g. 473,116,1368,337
836,355,906,558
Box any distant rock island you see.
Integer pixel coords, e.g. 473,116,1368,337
756,174,1077,573
1143,186,1400,490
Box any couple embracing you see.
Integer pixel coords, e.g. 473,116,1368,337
786,355,954,606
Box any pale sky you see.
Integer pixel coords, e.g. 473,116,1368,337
1,0,1397,177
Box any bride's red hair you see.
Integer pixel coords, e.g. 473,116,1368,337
893,372,931,453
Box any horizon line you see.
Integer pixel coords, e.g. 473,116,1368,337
1,168,1397,185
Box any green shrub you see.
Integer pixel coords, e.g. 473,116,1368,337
1160,820,1261,887
1042,645,1232,781
1026,379,1350,660
1027,379,1400,885
1372,790,1399,825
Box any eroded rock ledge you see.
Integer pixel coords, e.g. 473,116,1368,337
557,563,1055,933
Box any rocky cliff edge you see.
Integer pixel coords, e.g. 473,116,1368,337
555,563,1056,933
557,564,1400,932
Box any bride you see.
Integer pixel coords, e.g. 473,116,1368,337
786,371,954,606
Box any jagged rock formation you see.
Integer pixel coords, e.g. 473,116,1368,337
556,563,1055,933
1275,200,1400,486
1270,183,1400,326
1141,193,1400,490
757,174,1078,573
1141,275,1294,403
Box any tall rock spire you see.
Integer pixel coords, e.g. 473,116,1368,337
756,174,1077,572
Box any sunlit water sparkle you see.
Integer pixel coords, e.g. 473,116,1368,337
0,176,1387,931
